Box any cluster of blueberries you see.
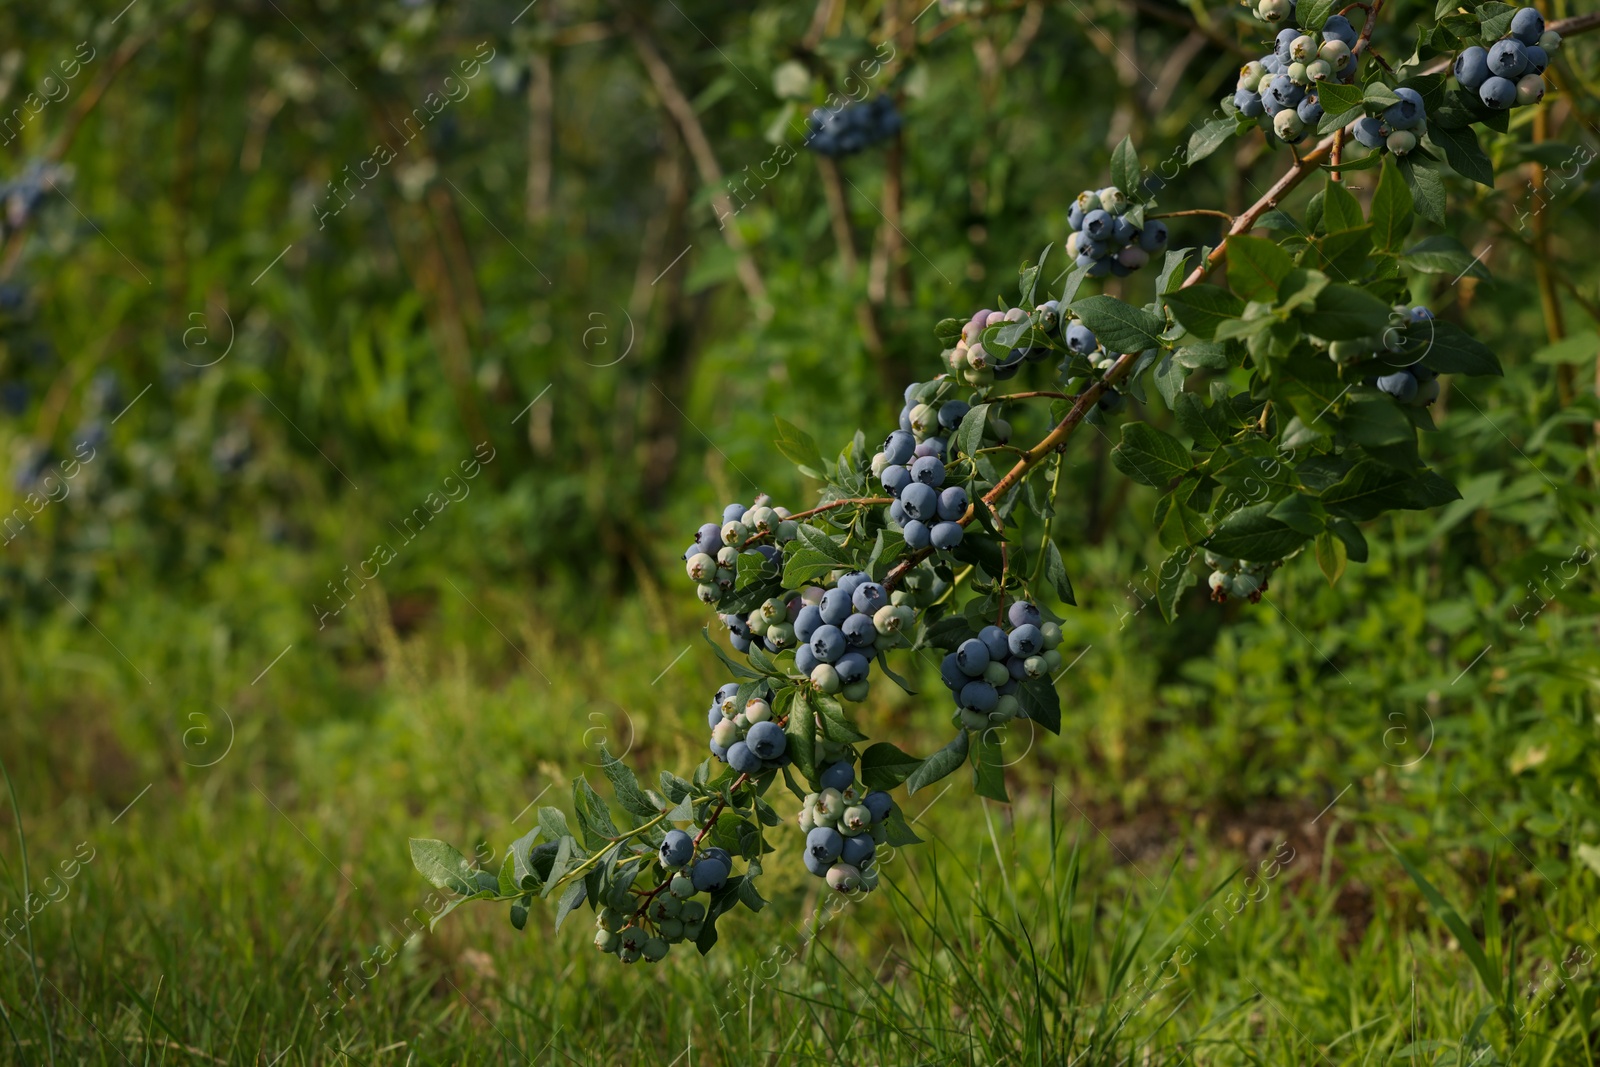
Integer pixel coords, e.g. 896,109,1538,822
946,306,1054,387
684,497,797,608
705,681,793,775
1065,186,1169,278
794,571,917,700
1323,304,1444,407
1452,7,1559,111
939,601,1064,730
1205,552,1272,602
803,95,903,158
798,758,895,893
1230,18,1361,147
873,428,967,552
1346,86,1427,157
593,830,726,963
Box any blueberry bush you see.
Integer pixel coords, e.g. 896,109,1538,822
411,0,1596,965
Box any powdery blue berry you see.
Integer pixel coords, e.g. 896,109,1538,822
746,720,786,760
1008,601,1042,628
931,522,963,549
1510,6,1543,45
959,679,999,713
902,519,931,549
900,481,938,522
956,638,991,677
691,858,729,893
1454,46,1490,91
910,455,945,488
1488,39,1528,78
1479,75,1516,109
659,829,694,868
819,587,852,625
937,486,969,522
728,741,763,775
820,760,855,791
882,430,916,466
840,835,876,868
1008,623,1044,657
810,624,846,664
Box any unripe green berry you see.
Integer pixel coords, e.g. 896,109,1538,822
1023,655,1048,679
1043,649,1063,670
817,788,845,822
682,921,703,941
995,694,1021,720
679,900,705,923
1305,59,1331,81
642,937,669,962
1286,61,1307,84
776,520,798,542
811,662,841,694
669,872,697,899
841,804,872,833
1039,621,1062,648
1386,129,1416,155
595,928,620,953
745,698,771,722
766,623,795,650
599,906,626,931
658,917,685,940
959,708,990,731
721,520,748,546
842,679,870,702
983,660,1010,686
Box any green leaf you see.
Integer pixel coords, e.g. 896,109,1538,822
1018,678,1061,734
1329,517,1369,561
774,417,824,472
1305,283,1392,340
1297,0,1336,29
1316,81,1367,133
1112,423,1191,487
1042,541,1076,606
1398,158,1447,224
1400,234,1489,277
860,741,923,789
600,745,659,821
1322,177,1364,232
881,804,923,846
552,879,586,931
1223,235,1295,301
1173,393,1225,449
905,731,969,794
700,626,761,679
410,839,478,896
573,777,619,848
1531,330,1599,366
783,692,815,781
1110,135,1140,197
1340,393,1415,446
935,317,965,342
1370,160,1415,251
1384,839,1505,1008
1163,285,1243,341
1069,295,1166,353
1205,503,1311,561
1412,321,1503,376
1321,461,1461,520
1152,353,1185,409
1156,548,1198,621
1428,124,1495,186
1173,342,1230,370
1187,118,1235,165
972,730,1009,802
955,402,991,460
811,691,866,743
1364,83,1401,110
1314,530,1347,584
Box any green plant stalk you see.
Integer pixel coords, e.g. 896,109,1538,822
0,750,55,1067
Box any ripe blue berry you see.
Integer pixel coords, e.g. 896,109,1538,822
660,829,694,868
1322,14,1356,46
883,430,916,466
728,741,764,775
956,638,991,677
1082,209,1112,239
1510,6,1543,44
851,582,887,615
794,604,823,643
1297,94,1323,125
1479,75,1516,109
1008,601,1042,628
863,790,893,822
794,643,818,674
1488,39,1528,78
1065,323,1098,355
910,455,945,487
819,587,852,625
820,760,855,790
1275,27,1298,60
840,835,876,868
900,481,938,522
1384,87,1424,129
746,720,787,760
902,519,931,549
1524,44,1548,73
1008,623,1044,657
1350,115,1385,147
931,522,963,549
722,502,746,524
1376,371,1418,403
937,486,969,522
1454,45,1490,90
837,571,870,596
842,613,877,647
959,679,999,712
1139,220,1169,252
835,651,870,686
937,400,970,430
940,653,966,690
881,464,912,495
691,858,730,892
978,625,1010,660
810,624,846,664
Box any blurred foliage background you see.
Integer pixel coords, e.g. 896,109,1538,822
0,0,1598,1063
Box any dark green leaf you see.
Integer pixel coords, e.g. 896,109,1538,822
1370,160,1415,251
1069,295,1166,353
1305,283,1391,340
1156,548,1198,621
905,731,969,794
955,402,991,460
1187,117,1235,165
860,741,923,789
1204,502,1311,561
1042,541,1076,606
1429,123,1495,186
1112,423,1191,487
1018,678,1061,734
774,417,825,472
1224,235,1295,301
409,839,478,896
1110,136,1140,197
1340,393,1415,446
1322,177,1364,232
601,745,659,821
1400,234,1489,277
972,730,1009,802
1164,285,1244,341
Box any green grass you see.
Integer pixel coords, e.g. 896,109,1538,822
2,542,1597,1067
